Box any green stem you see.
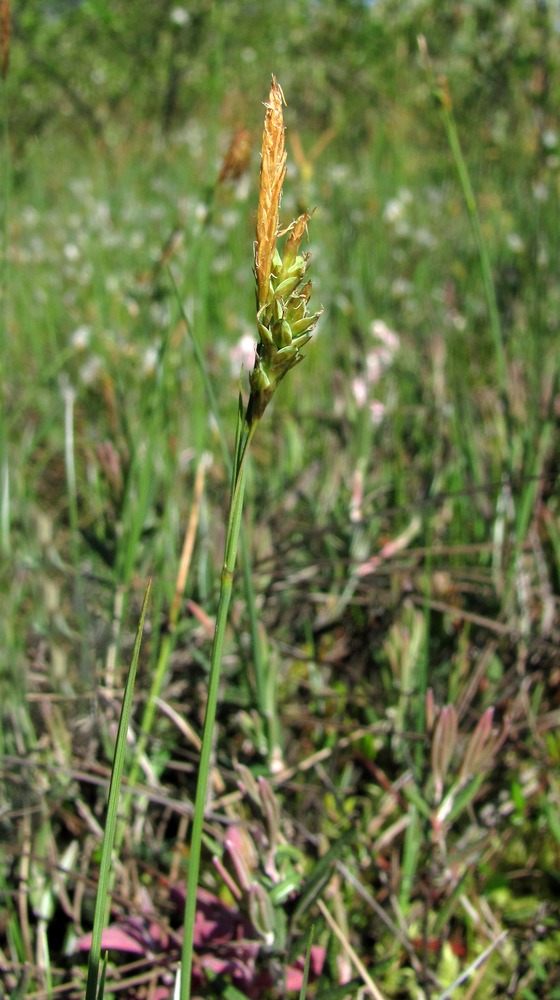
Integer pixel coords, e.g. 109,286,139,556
85,583,151,1000
169,271,272,757
180,413,257,1000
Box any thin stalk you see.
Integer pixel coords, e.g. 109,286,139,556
435,931,508,1000
62,377,93,679
169,271,272,757
62,380,80,569
316,898,387,1000
179,412,257,999
85,582,151,1000
414,512,432,773
298,925,314,1000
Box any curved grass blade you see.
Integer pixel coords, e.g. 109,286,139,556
299,924,314,1000
85,581,152,1000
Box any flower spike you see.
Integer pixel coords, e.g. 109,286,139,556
248,76,322,426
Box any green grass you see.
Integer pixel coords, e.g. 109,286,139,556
1,1,560,998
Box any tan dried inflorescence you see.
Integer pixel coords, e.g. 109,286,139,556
218,127,252,184
254,77,287,311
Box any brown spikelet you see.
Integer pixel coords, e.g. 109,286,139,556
0,0,10,81
254,76,287,310
218,126,252,184
283,210,312,263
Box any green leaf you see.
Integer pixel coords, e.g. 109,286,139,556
85,582,151,1000
291,828,355,925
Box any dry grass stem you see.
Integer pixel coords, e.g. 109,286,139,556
317,898,388,1000
168,453,209,627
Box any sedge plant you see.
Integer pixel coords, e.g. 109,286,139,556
179,76,321,999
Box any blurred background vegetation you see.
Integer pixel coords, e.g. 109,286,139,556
8,0,557,146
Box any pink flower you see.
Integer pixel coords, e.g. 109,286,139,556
230,332,257,375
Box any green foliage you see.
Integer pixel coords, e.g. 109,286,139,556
1,1,560,998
